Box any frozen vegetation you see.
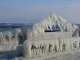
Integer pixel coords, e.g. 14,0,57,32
0,12,80,60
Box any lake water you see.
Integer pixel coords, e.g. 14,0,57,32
0,26,22,32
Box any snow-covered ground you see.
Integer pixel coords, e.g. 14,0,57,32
51,52,80,60
1,48,80,60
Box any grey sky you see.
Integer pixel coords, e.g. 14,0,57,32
0,0,80,24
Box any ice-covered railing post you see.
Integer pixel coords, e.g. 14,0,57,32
23,40,31,58
6,31,13,46
0,32,4,45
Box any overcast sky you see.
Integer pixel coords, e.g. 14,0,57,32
0,0,80,24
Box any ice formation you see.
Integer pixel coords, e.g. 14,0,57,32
23,37,80,58
22,13,80,58
0,28,24,52
25,13,79,40
33,13,78,33
0,12,80,60
78,28,80,35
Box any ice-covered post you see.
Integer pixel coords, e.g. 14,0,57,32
75,40,79,48
5,31,13,46
23,40,32,58
0,32,4,45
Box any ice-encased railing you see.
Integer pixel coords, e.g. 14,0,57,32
23,37,80,58
0,28,24,52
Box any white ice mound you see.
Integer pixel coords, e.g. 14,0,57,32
32,13,78,33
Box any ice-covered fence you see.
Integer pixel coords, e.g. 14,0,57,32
59,37,80,51
0,28,24,53
0,28,21,46
26,32,73,40
23,37,80,58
